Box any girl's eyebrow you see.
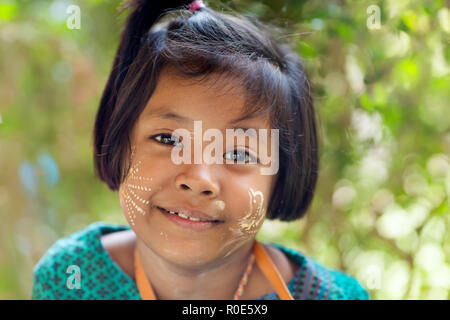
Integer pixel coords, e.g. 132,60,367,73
143,106,264,133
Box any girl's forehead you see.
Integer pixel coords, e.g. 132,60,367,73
141,70,270,127
152,69,244,106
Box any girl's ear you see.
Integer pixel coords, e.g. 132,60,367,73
94,0,187,172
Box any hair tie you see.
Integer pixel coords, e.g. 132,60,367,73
189,0,205,12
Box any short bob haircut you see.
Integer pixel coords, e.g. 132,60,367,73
93,0,319,222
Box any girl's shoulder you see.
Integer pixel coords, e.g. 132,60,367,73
259,242,370,300
31,221,139,300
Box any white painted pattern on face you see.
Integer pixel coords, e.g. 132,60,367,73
120,145,154,226
221,187,266,258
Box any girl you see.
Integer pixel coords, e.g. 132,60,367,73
32,0,370,300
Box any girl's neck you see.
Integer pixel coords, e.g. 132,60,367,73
135,237,257,300
101,229,298,300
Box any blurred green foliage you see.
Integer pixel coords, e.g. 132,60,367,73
0,0,449,299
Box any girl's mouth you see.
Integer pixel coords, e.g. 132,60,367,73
156,206,223,231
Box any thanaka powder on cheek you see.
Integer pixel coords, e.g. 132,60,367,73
215,200,226,211
219,187,267,258
120,145,154,226
237,187,266,235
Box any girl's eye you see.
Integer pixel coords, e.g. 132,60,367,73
152,133,183,147
224,150,258,164
151,134,257,164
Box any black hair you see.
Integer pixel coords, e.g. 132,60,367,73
93,0,319,222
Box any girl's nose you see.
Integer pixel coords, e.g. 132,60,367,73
174,164,220,198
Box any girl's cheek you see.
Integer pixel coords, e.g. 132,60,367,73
119,146,156,226
236,187,266,235
220,187,267,257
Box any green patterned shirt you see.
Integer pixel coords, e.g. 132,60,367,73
32,222,370,300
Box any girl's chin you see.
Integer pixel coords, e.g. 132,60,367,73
155,242,229,268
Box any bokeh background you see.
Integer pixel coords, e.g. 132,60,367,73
0,0,449,299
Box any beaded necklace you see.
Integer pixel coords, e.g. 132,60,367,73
233,253,256,300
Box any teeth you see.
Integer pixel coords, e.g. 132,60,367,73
178,212,202,222
161,207,210,222
177,212,189,219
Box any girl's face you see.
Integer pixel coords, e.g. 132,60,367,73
119,68,277,268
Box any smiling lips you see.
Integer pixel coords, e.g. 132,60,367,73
156,205,223,232
156,206,222,223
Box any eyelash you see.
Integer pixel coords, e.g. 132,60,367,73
150,133,259,164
